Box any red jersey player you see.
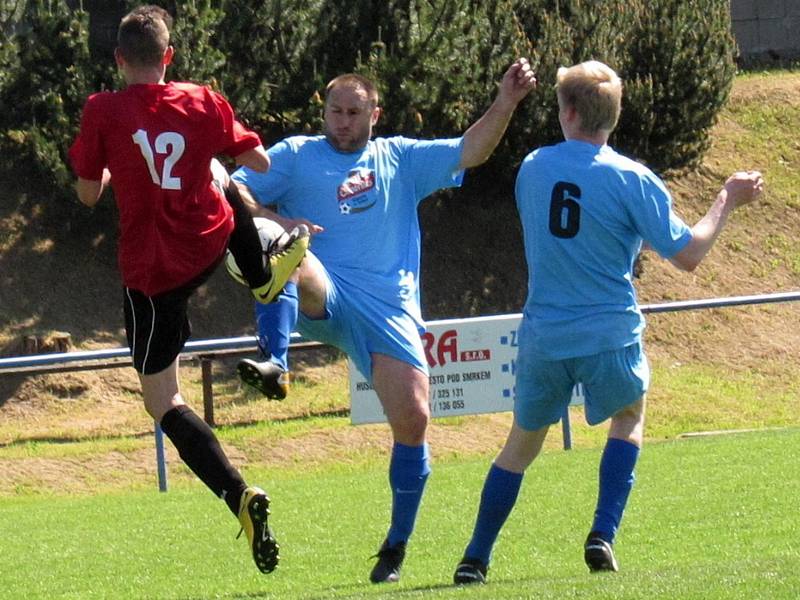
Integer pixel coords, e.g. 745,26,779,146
68,5,304,575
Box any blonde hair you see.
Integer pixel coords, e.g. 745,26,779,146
556,61,622,135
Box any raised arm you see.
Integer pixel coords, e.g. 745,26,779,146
671,171,764,272
458,58,537,170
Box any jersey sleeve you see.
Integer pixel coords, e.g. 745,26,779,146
402,137,465,202
68,96,107,180
211,90,262,158
627,169,693,258
231,139,295,206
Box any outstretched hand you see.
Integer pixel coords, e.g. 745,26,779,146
724,170,765,209
498,58,537,107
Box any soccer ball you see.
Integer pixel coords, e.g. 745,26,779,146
225,217,290,286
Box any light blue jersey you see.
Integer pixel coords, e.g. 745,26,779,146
515,140,692,360
233,134,464,377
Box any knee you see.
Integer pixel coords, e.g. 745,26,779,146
144,392,184,424
390,402,430,444
407,405,430,435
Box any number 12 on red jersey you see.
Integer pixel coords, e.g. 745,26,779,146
132,129,186,190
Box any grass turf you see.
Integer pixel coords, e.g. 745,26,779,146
0,428,797,599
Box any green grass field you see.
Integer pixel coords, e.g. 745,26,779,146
1,428,797,599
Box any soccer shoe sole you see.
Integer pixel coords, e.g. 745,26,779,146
238,487,280,574
237,359,288,400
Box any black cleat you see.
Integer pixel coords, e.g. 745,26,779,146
584,532,619,572
453,556,488,585
237,359,289,399
369,540,406,583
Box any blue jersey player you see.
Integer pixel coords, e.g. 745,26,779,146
452,60,764,585
232,59,536,583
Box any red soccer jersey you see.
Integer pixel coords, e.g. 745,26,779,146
69,82,261,296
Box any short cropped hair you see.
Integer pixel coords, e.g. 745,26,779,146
117,5,173,68
325,74,379,107
556,61,622,135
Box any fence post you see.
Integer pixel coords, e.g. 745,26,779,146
201,357,215,427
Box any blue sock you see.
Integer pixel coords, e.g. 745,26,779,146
464,463,524,565
254,282,298,371
591,437,640,543
386,442,431,546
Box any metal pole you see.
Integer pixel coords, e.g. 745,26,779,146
641,291,800,313
154,422,168,492
561,405,573,450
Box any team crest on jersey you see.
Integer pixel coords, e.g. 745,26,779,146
337,168,376,215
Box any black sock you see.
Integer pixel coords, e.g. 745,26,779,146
225,182,270,288
160,405,247,516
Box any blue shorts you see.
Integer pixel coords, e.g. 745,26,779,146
296,265,427,383
514,342,649,431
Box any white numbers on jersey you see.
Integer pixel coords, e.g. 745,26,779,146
131,129,185,190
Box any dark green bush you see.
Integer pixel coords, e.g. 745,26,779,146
475,0,634,185
0,2,21,91
497,0,735,177
0,0,736,187
0,1,108,195
355,0,531,140
615,0,736,172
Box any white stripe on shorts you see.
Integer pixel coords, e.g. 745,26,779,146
126,287,157,374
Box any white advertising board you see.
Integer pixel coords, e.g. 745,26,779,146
349,313,584,425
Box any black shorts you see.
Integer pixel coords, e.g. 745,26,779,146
123,261,219,375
